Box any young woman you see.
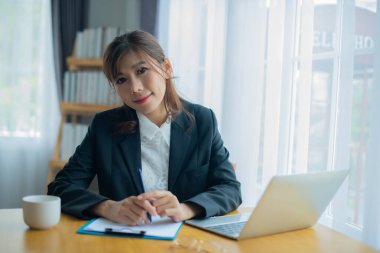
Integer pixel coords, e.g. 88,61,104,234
48,30,241,226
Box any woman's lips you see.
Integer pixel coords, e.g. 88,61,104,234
134,94,152,104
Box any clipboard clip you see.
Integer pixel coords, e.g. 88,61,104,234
104,227,146,236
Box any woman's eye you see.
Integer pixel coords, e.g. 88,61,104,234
137,67,147,75
115,77,126,85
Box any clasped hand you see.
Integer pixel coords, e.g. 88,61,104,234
97,190,197,226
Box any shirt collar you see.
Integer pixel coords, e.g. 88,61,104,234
136,112,171,144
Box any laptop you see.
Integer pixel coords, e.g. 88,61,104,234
185,170,349,240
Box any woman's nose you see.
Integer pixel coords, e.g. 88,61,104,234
130,77,143,93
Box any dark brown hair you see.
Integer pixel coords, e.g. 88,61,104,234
103,30,194,134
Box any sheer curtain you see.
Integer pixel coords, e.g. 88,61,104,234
0,0,59,208
157,0,379,249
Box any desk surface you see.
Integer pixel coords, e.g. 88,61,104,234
0,208,378,253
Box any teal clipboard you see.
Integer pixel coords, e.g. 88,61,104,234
77,218,183,240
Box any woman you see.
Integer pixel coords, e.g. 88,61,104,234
48,30,241,226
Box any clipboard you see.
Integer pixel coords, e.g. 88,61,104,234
77,216,183,240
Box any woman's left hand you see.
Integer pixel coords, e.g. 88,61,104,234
137,191,201,222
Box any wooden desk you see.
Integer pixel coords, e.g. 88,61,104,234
0,208,378,253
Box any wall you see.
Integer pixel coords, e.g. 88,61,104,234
87,0,140,31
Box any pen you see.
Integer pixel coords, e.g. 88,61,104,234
104,228,146,236
138,168,152,222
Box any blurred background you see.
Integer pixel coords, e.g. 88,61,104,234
0,0,379,249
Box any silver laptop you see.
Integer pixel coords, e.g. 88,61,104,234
185,170,349,240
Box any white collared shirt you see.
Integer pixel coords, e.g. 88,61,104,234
136,112,171,192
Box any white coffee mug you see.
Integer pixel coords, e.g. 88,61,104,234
22,195,61,230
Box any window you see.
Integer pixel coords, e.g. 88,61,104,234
158,0,380,248
0,0,53,138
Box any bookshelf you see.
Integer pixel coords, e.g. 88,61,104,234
47,58,119,184
47,27,124,185
66,56,102,71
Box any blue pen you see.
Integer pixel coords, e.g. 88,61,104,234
138,168,152,222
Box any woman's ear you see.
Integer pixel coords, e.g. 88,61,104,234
163,58,173,79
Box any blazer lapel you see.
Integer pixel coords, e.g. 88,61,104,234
168,113,192,191
113,107,193,193
111,107,144,194
118,132,144,193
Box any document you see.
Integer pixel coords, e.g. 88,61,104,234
77,216,183,240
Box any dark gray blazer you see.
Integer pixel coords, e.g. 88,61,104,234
48,101,241,219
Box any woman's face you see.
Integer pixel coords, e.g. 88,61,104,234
114,51,171,125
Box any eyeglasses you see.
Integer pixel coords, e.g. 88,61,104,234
169,237,227,253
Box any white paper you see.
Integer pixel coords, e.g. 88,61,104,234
84,216,182,238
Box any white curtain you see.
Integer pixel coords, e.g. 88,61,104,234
0,0,59,208
157,0,379,249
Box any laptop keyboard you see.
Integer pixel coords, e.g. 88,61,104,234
206,221,247,236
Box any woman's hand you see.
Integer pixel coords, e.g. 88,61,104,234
137,191,202,222
92,196,157,226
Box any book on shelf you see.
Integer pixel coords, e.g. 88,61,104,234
74,27,126,58
63,71,121,105
60,123,89,161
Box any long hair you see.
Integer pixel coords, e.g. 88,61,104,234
102,30,194,134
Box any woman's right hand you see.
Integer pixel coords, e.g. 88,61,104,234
92,197,157,226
